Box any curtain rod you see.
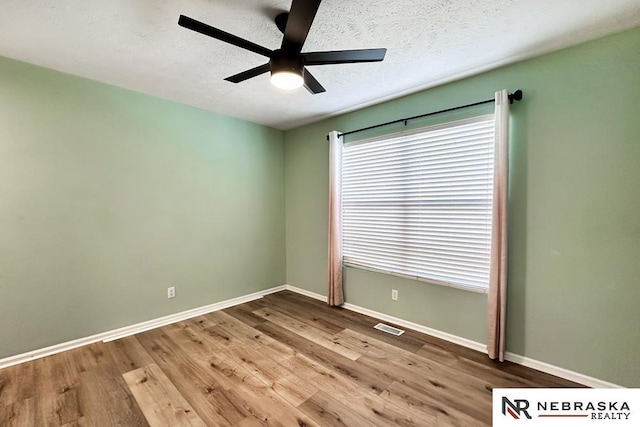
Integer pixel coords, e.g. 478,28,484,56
328,89,523,140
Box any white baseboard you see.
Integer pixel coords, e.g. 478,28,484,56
0,283,622,388
0,285,287,370
282,285,621,388
282,285,326,302
503,353,621,389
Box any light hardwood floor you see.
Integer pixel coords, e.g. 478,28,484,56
0,290,582,426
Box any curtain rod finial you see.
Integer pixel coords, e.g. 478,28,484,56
509,89,523,104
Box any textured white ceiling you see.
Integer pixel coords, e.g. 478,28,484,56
1,1,639,130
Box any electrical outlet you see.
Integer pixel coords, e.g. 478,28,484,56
167,287,176,299
391,289,398,301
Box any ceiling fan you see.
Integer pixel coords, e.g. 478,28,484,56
178,0,387,94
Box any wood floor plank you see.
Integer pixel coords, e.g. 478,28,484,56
253,307,363,360
359,353,492,424
298,391,380,427
188,315,217,330
222,344,292,387
205,311,275,348
225,375,320,427
223,305,268,327
270,372,318,407
57,342,149,426
278,352,335,382
123,363,206,427
239,298,272,312
300,390,430,427
0,397,36,427
335,327,500,416
381,381,486,427
261,339,299,363
65,343,110,374
161,320,229,358
255,320,394,395
306,358,434,426
261,293,346,335
0,360,35,407
66,337,148,427
33,352,83,426
136,327,251,425
60,417,90,427
106,336,156,375
341,328,501,395
77,359,149,427
161,321,256,388
413,341,464,367
236,416,268,427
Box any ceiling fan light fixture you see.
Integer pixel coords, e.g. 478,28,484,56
270,70,303,90
269,53,304,90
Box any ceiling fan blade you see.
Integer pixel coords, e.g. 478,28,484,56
303,48,387,65
303,68,326,94
281,0,322,54
224,64,271,83
178,15,273,58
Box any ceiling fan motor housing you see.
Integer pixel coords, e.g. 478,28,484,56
270,51,304,77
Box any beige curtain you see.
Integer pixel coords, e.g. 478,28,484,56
487,89,509,361
328,131,344,306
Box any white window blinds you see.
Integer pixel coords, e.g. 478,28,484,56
342,115,495,291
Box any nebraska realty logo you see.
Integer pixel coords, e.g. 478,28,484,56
493,389,640,426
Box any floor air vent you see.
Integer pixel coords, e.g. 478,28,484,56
374,323,405,336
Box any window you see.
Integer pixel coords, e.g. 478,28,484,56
342,115,495,292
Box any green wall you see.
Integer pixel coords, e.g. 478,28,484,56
0,57,285,358
284,27,640,387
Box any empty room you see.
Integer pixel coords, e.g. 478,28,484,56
1,0,639,426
